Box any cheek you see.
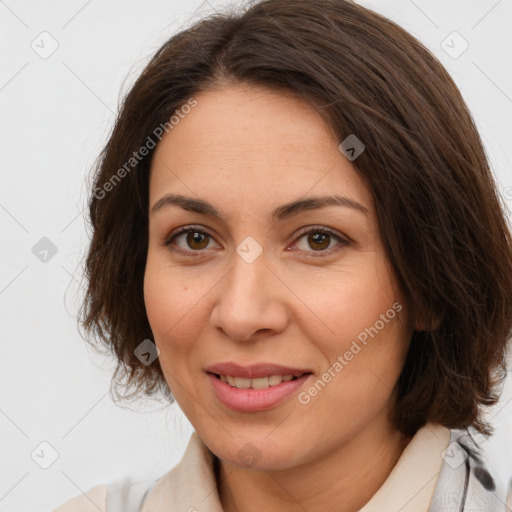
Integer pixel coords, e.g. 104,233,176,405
143,259,206,352
143,264,210,398
302,313,409,429
295,258,410,404
291,258,402,348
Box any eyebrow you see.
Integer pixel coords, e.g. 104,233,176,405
150,193,368,222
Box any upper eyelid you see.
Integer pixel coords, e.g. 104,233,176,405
164,225,215,244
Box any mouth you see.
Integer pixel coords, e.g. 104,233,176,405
209,372,310,390
206,370,313,412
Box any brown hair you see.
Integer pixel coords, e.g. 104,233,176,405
79,0,512,437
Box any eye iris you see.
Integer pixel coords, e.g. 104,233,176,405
309,232,330,251
187,231,209,250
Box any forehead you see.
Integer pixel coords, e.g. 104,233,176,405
149,83,372,214
154,84,336,163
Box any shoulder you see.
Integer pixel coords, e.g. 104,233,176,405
52,484,107,512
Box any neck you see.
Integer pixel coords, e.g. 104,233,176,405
217,415,411,512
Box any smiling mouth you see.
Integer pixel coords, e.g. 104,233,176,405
210,372,311,390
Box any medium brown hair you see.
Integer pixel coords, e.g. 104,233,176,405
79,0,512,437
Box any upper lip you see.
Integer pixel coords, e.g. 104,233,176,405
205,362,313,379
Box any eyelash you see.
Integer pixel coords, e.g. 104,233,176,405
163,224,350,258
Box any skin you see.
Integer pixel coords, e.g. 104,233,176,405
144,82,415,512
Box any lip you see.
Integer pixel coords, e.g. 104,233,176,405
207,372,312,412
204,362,312,379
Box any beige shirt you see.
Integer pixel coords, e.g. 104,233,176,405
53,422,450,512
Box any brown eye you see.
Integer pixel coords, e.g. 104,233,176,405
307,232,331,251
165,226,217,253
184,231,210,250
292,226,349,256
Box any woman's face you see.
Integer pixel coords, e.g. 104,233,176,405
144,83,413,470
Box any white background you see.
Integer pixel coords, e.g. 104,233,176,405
1,0,511,510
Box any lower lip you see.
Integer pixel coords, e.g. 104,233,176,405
207,372,312,412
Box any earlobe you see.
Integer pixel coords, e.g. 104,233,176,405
414,310,441,332
414,316,427,332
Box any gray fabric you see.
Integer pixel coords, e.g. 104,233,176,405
105,476,157,512
429,429,510,511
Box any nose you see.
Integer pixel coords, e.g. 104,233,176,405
210,247,289,342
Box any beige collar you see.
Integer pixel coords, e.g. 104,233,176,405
359,423,450,512
141,430,223,512
141,423,450,512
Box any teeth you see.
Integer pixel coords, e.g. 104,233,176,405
268,375,284,386
218,374,299,389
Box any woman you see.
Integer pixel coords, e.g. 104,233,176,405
54,0,512,510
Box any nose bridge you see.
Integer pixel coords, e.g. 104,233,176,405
211,242,286,341
225,245,269,316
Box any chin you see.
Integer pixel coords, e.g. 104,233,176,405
209,433,307,471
